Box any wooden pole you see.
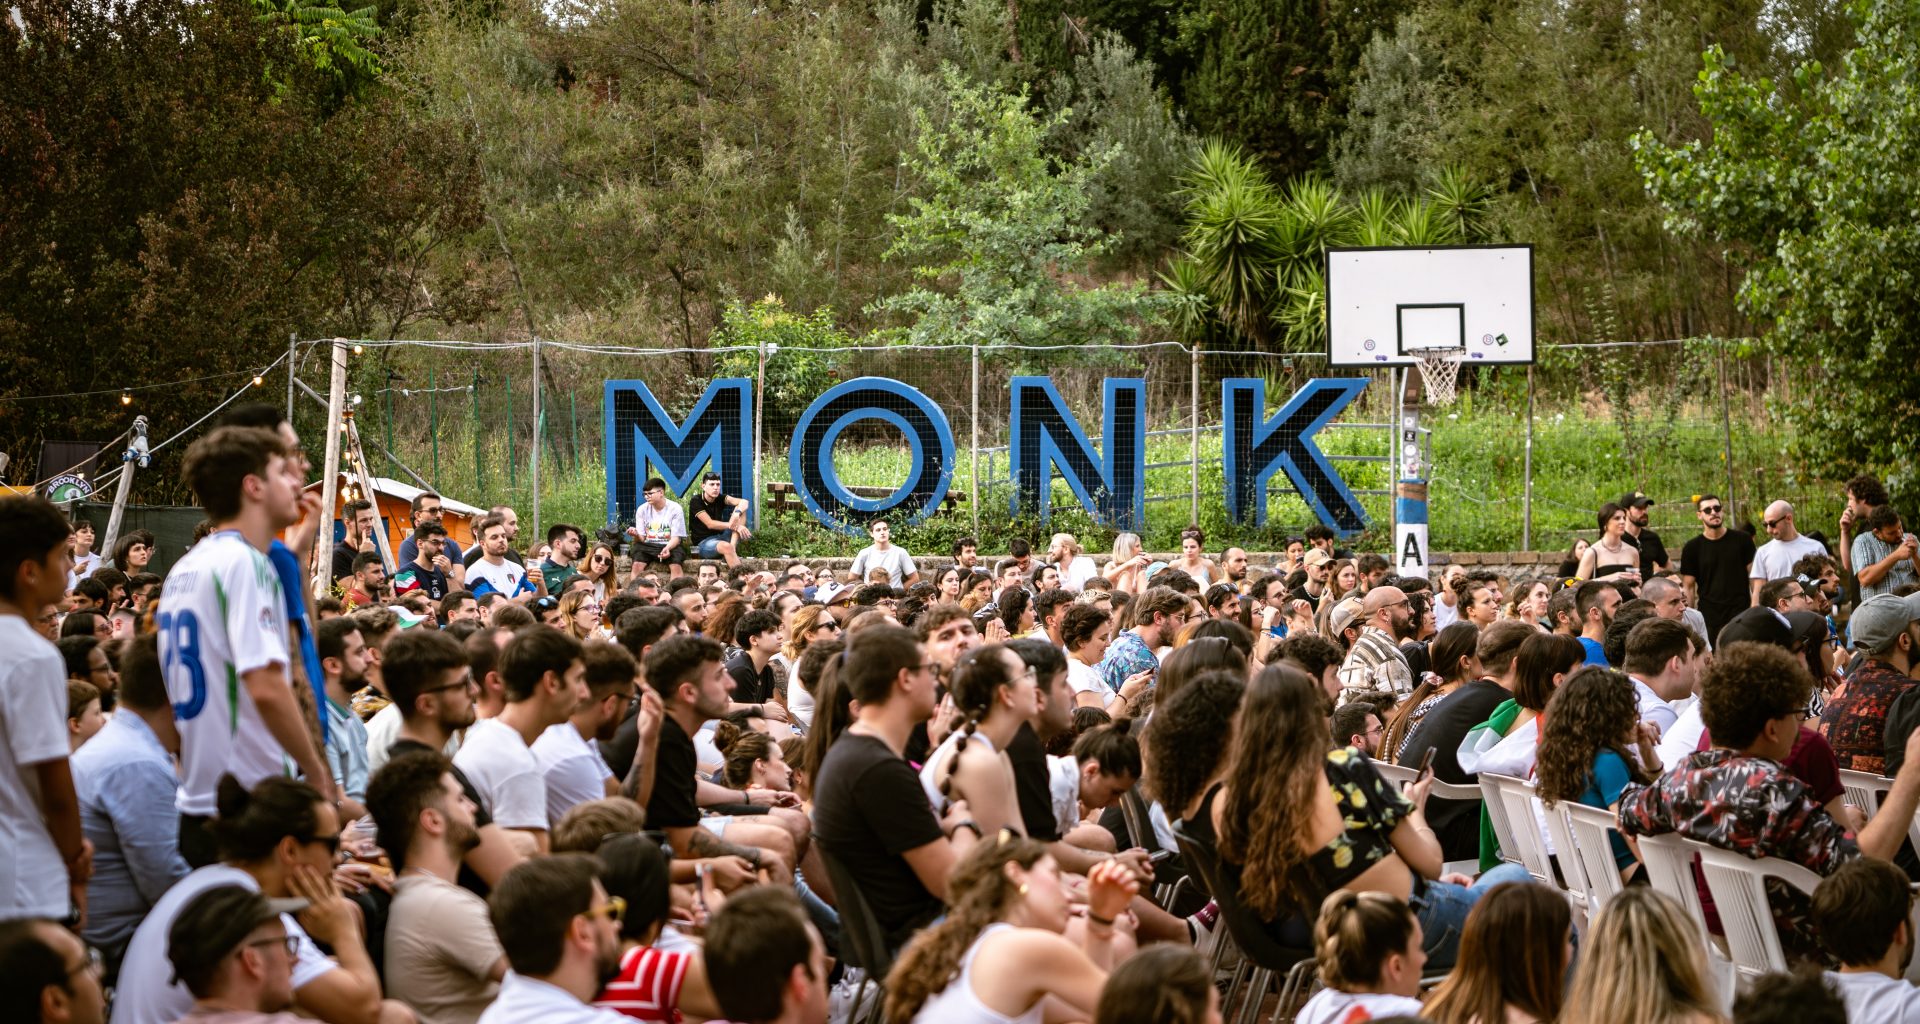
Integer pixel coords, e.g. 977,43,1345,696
102,415,148,563
1189,345,1200,528
530,337,543,544
970,344,981,537
314,340,349,596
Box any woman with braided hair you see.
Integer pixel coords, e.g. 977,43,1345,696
916,643,1040,835
884,833,1140,1024
1294,890,1427,1024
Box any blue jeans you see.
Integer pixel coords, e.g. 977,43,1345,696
693,531,736,558
1410,862,1534,969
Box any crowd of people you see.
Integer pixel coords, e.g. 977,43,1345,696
6,410,1920,1024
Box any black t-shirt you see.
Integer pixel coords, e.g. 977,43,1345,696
389,738,493,895
462,546,524,569
687,493,732,544
647,714,701,830
1006,724,1060,842
726,653,776,706
1624,528,1670,576
331,542,360,583
1397,679,1512,861
1681,531,1757,634
813,732,946,948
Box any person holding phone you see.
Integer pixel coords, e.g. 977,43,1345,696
1187,663,1533,970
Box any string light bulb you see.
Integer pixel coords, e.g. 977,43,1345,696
252,375,264,387
352,344,365,355
120,391,132,406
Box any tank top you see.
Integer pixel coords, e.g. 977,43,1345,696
910,924,1046,1024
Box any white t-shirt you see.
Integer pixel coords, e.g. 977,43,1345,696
1066,657,1112,708
849,544,916,587
787,661,815,729
453,718,548,831
532,723,613,826
634,502,687,543
68,551,101,588
1060,555,1099,593
114,864,338,1024
1295,989,1425,1024
1631,676,1680,738
0,617,73,918
1654,698,1708,771
1828,970,1920,1024
159,531,293,815
365,703,461,776
468,556,534,600
1751,534,1829,582
478,970,631,1024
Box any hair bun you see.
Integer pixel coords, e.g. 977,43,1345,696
214,773,251,819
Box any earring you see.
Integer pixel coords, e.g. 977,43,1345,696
1018,884,1029,895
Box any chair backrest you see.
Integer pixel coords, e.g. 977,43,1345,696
1118,789,1160,854
1838,769,1892,818
1374,759,1485,806
812,837,898,978
1482,774,1557,886
1168,820,1312,973
1635,832,1707,936
1690,839,1824,977
1557,802,1628,916
1372,761,1418,788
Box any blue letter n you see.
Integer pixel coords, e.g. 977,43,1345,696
1009,377,1145,532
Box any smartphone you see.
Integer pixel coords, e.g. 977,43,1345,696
1414,747,1438,782
694,862,712,914
1148,848,1175,865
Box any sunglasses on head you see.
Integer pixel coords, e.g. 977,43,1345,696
532,597,559,611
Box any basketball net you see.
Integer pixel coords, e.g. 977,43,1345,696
1408,346,1465,407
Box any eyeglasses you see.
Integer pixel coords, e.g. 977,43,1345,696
579,604,601,614
67,945,104,979
304,832,343,856
247,935,300,958
421,672,477,695
1698,504,1723,514
912,662,937,674
1784,703,1816,721
581,896,627,925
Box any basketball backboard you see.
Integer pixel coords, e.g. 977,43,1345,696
1325,245,1534,367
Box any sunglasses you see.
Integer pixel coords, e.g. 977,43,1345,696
1764,518,1784,529
1698,504,1723,514
582,896,627,925
532,597,559,611
303,832,342,856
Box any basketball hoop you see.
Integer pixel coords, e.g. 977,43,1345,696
1408,345,1465,407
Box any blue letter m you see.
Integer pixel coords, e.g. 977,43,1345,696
1222,378,1369,534
604,379,753,528
1008,377,1145,532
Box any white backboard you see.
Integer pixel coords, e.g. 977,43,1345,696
1325,245,1534,367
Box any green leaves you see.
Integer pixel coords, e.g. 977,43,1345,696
1634,0,1920,494
252,0,384,100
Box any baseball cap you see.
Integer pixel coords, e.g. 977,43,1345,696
1618,491,1653,509
1329,597,1365,636
167,885,309,987
1715,606,1793,650
1143,560,1170,580
389,605,430,630
1303,549,1334,568
1848,593,1920,654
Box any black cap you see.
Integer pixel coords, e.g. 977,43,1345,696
1618,491,1654,509
1715,606,1793,650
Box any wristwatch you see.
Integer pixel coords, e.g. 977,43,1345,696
947,819,983,840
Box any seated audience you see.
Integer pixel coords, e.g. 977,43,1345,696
1620,642,1920,960
0,916,108,1024
884,835,1139,1023
1379,622,1480,762
1731,971,1845,1024
476,855,629,1024
1813,857,1920,1020
370,751,506,1024
1399,619,1535,861
1536,666,1661,883
1199,663,1533,968
1294,891,1427,1024
1422,882,1570,1024
591,833,724,1021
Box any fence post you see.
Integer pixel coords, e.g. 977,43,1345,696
287,333,297,425
1728,340,1743,518
1523,365,1534,551
315,340,349,596
472,369,483,498
971,344,981,537
753,340,767,530
1189,344,1200,528
507,373,516,488
384,374,394,478
429,367,440,489
531,337,543,545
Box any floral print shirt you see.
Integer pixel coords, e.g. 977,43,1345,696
1617,748,1857,961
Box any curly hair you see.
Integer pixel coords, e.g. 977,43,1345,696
1535,666,1654,808
702,591,748,646
1219,663,1330,918
1700,642,1813,749
1060,603,1111,651
884,835,1051,1022
1141,671,1245,813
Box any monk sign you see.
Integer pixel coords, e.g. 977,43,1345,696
604,376,1371,537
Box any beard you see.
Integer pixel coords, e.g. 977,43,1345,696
447,817,482,857
594,929,625,987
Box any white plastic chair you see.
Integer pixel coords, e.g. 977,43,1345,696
1556,802,1629,917
1690,839,1824,978
1635,832,1708,935
1839,768,1892,818
1481,774,1556,887
1371,759,1485,875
